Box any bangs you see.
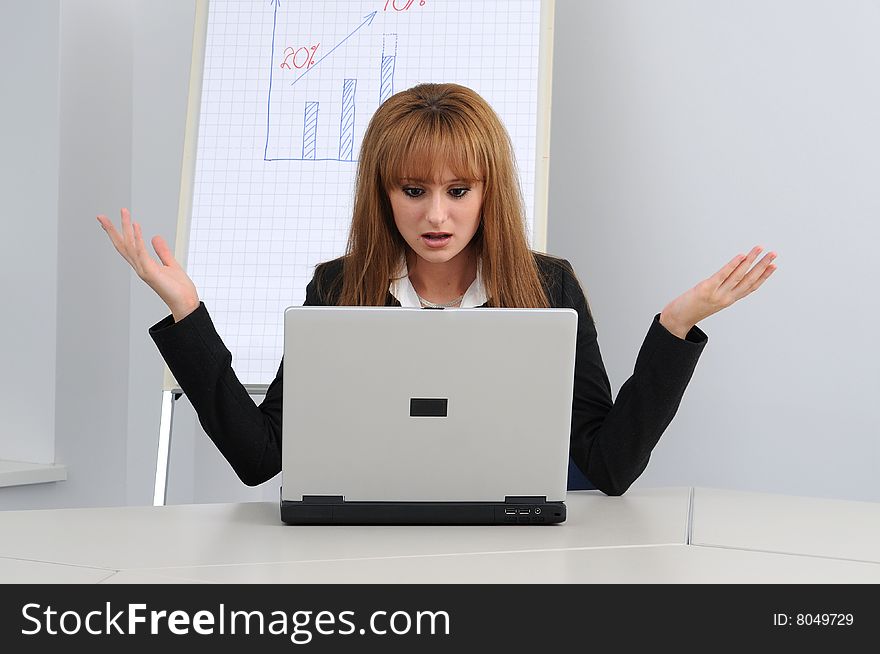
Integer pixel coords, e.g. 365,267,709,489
379,112,485,187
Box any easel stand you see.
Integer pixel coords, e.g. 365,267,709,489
154,385,269,506
154,389,183,506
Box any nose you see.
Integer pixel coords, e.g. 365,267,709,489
425,194,448,228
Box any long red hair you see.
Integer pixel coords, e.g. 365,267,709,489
335,82,548,308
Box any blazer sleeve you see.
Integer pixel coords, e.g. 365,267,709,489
148,272,327,486
558,261,708,495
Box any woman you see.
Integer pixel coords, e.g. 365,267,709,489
97,83,777,495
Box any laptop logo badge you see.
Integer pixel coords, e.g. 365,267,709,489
410,398,448,417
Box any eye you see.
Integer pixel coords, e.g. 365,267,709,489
402,186,424,198
448,187,470,199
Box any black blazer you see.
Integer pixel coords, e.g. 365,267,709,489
151,253,707,495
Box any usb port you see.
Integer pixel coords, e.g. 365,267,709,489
518,509,530,515
504,508,517,515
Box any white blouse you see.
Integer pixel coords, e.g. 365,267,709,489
388,257,488,308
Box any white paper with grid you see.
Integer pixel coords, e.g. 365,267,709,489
187,0,545,385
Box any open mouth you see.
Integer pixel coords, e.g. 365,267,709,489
421,233,452,248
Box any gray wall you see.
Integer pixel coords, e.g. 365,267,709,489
53,0,135,509
0,0,193,510
1,0,877,510
548,0,879,501
0,1,60,466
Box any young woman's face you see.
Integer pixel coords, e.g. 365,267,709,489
388,166,483,266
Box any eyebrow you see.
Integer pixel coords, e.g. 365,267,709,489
399,177,474,185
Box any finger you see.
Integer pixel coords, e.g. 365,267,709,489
710,252,748,286
121,207,135,251
740,263,777,298
96,214,122,240
97,214,132,261
151,235,179,268
719,245,763,291
132,222,154,273
731,251,777,296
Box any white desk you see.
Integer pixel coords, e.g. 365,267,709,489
0,558,113,584
99,545,880,584
691,487,880,564
1,487,878,584
0,488,690,571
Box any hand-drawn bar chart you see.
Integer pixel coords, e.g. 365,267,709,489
186,0,543,387
265,3,398,162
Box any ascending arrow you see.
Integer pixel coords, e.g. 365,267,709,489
289,11,379,86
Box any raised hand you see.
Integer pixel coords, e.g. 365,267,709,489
96,208,200,322
659,245,777,339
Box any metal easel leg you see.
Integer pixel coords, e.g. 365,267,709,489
153,390,182,506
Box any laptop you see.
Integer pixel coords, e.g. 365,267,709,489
279,306,578,525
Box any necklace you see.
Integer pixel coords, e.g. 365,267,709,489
417,292,465,309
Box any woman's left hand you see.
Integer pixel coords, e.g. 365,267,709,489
659,245,777,339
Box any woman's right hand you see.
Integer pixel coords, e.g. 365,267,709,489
97,208,201,322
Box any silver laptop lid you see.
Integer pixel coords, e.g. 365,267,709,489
281,307,577,503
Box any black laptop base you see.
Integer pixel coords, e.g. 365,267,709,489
281,495,566,525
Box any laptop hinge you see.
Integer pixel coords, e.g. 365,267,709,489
301,495,344,504
504,496,547,504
